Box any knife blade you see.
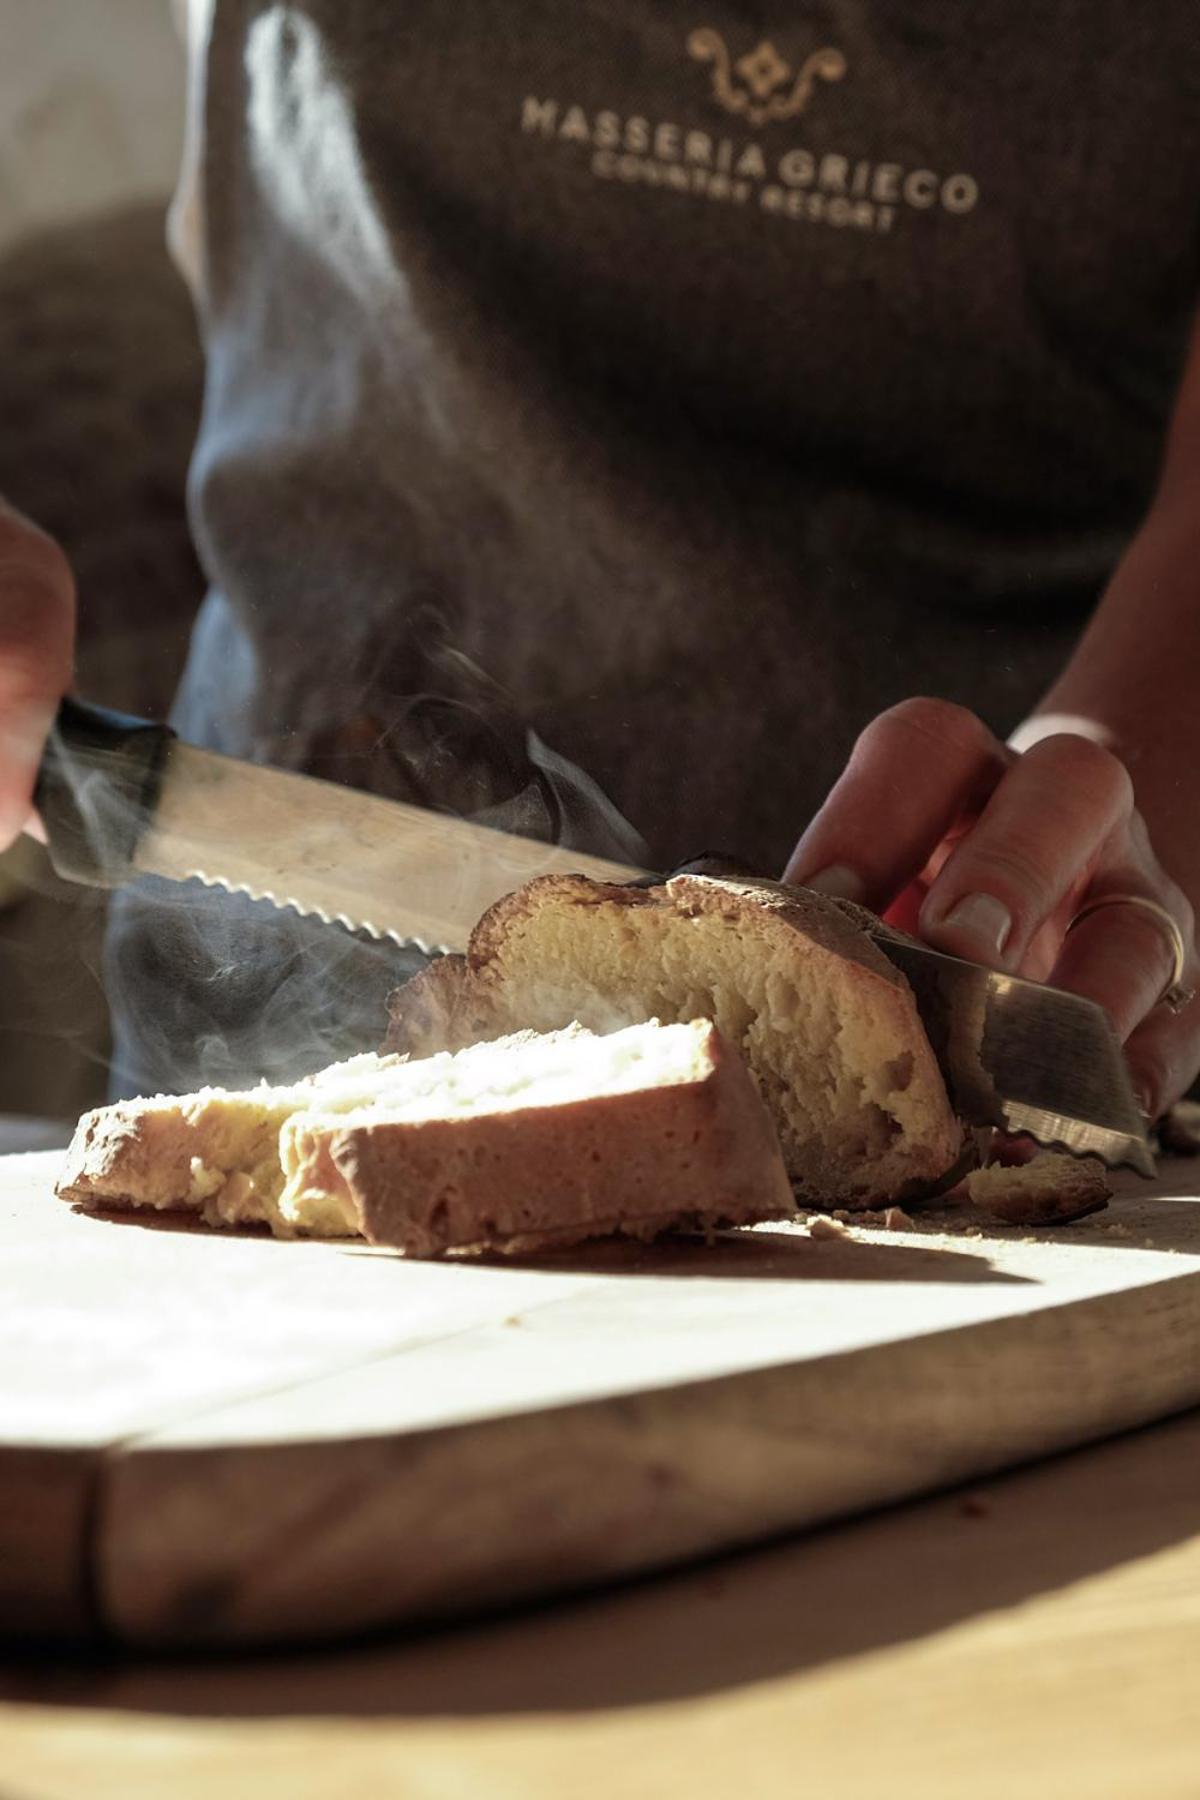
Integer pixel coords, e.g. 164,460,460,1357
867,928,1155,1177
34,698,1154,1174
33,698,647,953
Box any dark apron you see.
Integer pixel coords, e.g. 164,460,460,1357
109,0,1200,1093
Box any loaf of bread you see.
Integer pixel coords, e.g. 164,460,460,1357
57,1019,795,1252
385,873,968,1208
277,1017,794,1252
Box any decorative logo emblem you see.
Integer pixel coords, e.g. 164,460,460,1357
687,29,847,126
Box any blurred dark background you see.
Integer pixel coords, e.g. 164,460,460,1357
0,3,204,1125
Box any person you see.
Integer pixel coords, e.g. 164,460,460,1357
0,2,1197,1115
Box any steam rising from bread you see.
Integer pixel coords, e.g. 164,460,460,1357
35,683,649,1099
104,877,424,1097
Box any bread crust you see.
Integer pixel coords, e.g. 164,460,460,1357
55,1054,406,1224
286,1024,794,1255
58,1105,206,1212
382,954,479,1060
385,874,916,1063
466,872,906,988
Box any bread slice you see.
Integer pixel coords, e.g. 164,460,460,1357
277,1017,794,1253
56,1051,409,1230
57,1019,793,1252
385,873,966,1208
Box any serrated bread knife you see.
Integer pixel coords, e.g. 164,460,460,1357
33,697,1154,1176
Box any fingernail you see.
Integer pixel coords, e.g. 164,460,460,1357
936,893,1013,957
803,864,866,902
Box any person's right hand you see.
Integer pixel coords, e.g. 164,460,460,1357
783,697,1200,1120
0,499,74,849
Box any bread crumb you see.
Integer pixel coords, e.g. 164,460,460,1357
824,1205,917,1231
965,1151,1111,1226
503,1315,523,1328
808,1215,854,1242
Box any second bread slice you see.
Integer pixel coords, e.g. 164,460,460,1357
278,1017,794,1254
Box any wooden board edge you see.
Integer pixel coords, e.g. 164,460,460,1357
0,1446,102,1642
92,1268,1200,1647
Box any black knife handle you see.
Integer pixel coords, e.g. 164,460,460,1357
34,697,176,888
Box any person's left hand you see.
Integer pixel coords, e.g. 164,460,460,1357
782,696,1199,1119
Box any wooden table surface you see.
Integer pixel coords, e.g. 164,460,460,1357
3,1397,1199,1799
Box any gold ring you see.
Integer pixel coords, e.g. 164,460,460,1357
1069,893,1194,1014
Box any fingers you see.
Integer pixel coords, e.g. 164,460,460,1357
1049,871,1198,1113
783,697,1199,1107
918,733,1134,968
0,502,75,846
1123,1000,1200,1120
783,697,1011,907
1049,884,1195,1042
